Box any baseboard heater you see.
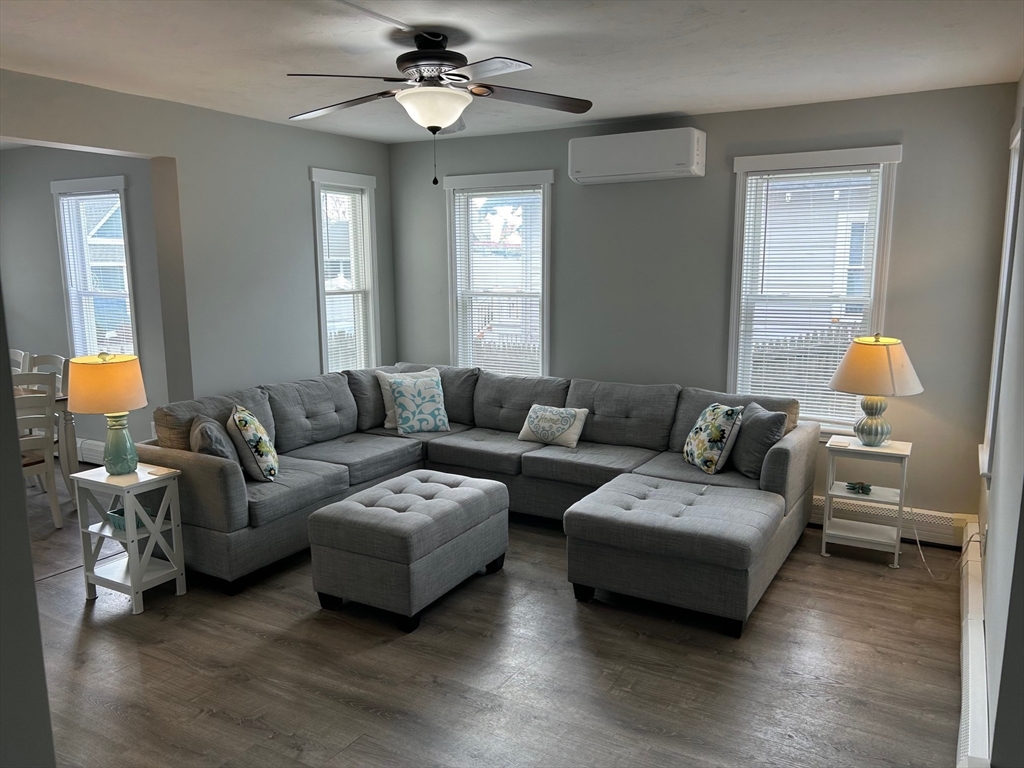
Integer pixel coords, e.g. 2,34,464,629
811,495,975,547
77,438,106,466
957,522,988,767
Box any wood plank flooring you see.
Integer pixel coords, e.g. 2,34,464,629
25,478,962,767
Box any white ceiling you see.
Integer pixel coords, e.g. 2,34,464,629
1,0,1021,144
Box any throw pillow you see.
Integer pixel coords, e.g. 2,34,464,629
389,373,451,435
226,404,278,481
729,402,788,479
683,403,745,475
189,415,240,463
376,368,442,430
518,404,589,448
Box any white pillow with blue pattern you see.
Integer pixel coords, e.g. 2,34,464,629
683,402,745,474
388,371,451,435
518,404,589,448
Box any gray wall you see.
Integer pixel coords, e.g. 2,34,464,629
389,84,1016,515
0,291,55,768
986,73,1023,768
0,69,396,401
0,146,168,442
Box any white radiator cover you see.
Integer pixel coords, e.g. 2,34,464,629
957,522,989,768
811,495,974,547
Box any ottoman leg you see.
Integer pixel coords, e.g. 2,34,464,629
572,583,596,603
722,618,745,638
397,612,422,633
318,592,345,611
485,553,505,574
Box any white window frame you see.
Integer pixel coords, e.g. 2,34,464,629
727,146,902,432
51,175,139,357
310,168,381,372
444,170,554,375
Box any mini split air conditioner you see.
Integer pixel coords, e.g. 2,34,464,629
568,127,706,184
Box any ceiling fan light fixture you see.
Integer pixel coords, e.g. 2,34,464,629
395,86,472,129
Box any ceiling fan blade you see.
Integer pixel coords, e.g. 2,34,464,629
288,73,407,82
467,83,592,114
289,90,401,121
333,0,416,32
443,57,531,83
437,116,467,136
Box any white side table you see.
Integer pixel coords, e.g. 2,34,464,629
73,463,186,614
821,436,912,568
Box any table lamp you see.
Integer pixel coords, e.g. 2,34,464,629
828,334,922,447
68,353,148,475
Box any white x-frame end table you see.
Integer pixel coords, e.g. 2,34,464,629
73,463,186,614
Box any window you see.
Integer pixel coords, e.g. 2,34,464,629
51,176,136,356
445,170,553,376
311,169,379,372
729,146,902,427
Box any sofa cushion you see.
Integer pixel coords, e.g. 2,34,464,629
669,387,799,452
189,415,239,463
284,432,423,485
364,423,472,442
397,363,479,426
633,451,761,490
729,403,788,479
473,370,570,433
263,374,357,453
309,470,508,565
521,441,658,488
345,366,401,432
563,474,785,570
566,379,680,450
227,405,279,482
155,386,275,451
246,455,349,527
427,428,545,475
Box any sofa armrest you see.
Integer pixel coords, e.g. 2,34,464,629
136,443,249,533
759,421,820,513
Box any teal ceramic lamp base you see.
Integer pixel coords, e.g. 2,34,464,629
854,396,892,447
103,412,139,475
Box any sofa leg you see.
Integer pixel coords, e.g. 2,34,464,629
723,618,745,638
572,583,595,603
317,592,345,611
485,553,505,574
397,612,421,633
218,578,246,596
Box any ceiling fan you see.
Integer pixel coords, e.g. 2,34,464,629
288,0,593,135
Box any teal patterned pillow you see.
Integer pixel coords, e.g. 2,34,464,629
683,403,745,475
389,373,450,435
518,404,589,448
226,404,278,481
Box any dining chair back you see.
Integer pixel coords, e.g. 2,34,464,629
14,371,63,528
9,348,28,375
27,353,70,396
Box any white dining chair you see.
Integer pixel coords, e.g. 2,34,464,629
9,348,28,375
14,371,63,528
26,354,72,492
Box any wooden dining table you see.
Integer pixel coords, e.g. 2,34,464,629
14,385,81,509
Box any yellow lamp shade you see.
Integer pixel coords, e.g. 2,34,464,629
68,354,148,415
828,335,923,397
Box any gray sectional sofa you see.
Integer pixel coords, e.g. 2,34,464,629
138,363,819,622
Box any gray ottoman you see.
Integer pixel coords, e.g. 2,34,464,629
564,474,803,637
308,470,509,631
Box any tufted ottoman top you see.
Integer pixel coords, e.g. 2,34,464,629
308,470,508,565
563,473,784,570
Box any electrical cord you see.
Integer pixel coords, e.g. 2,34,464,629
906,485,980,583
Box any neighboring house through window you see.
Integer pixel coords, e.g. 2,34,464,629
51,175,137,356
311,168,379,372
728,146,902,428
445,170,553,376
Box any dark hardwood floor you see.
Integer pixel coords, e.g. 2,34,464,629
25,478,962,767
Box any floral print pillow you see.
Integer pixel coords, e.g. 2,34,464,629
389,374,451,435
226,404,278,482
683,403,745,475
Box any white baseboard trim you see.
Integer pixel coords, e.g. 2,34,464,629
957,522,988,768
811,495,974,547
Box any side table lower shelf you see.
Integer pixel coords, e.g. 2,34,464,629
90,556,180,595
822,518,900,552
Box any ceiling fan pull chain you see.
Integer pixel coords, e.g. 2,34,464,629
431,128,439,185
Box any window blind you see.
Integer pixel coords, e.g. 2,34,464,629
735,166,883,424
56,191,136,356
319,184,373,371
452,185,545,376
